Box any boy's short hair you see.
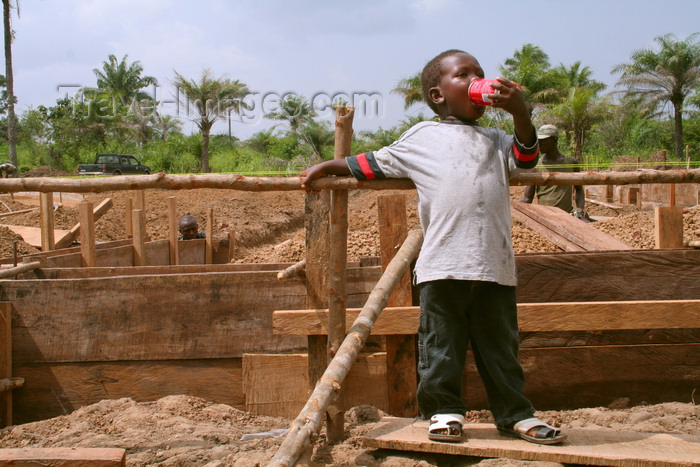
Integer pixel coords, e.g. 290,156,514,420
421,49,467,114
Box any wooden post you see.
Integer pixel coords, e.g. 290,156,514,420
325,105,354,442
39,192,55,251
378,193,418,417
669,184,676,207
132,209,146,266
654,206,684,249
167,197,178,265
206,208,214,264
268,229,424,467
134,189,145,212
305,190,330,394
605,185,614,203
78,201,96,267
627,187,640,207
125,198,133,238
228,230,236,262
1,302,11,427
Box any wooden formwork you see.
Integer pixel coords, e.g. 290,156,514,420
0,262,382,425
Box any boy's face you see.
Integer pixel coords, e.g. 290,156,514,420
430,52,487,122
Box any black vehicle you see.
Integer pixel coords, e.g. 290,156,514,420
77,154,151,176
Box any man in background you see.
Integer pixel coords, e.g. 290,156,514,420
519,124,591,221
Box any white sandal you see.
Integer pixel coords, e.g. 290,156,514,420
498,417,566,445
428,413,465,442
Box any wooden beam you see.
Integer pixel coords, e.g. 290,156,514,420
273,300,700,335
0,448,126,466
78,201,96,267
378,193,418,418
1,169,699,193
205,208,213,265
325,105,354,442
54,198,113,249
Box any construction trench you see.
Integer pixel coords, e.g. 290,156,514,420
1,115,700,465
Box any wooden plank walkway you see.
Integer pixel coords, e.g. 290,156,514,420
511,202,632,251
364,417,700,467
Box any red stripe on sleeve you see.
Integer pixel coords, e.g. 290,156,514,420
512,143,538,162
356,153,376,180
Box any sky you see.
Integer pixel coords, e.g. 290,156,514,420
4,0,700,140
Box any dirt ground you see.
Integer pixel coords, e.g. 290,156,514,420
0,169,699,465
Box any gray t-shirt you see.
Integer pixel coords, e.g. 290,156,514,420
347,121,538,286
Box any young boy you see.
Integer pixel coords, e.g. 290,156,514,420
300,49,565,445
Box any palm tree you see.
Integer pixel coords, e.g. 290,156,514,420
173,69,250,172
391,72,423,110
3,0,18,167
265,94,316,133
612,33,700,160
546,87,611,165
84,54,158,119
298,119,334,164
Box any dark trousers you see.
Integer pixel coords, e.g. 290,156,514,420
416,279,535,427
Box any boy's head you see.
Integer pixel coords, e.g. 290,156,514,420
421,49,486,122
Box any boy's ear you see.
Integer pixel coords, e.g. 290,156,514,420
428,86,444,105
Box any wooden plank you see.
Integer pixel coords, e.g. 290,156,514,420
655,206,684,249
377,193,417,418
511,207,583,251
54,198,113,249
1,302,11,427
512,202,632,251
243,353,388,419
78,201,96,267
364,418,700,467
273,300,700,335
5,272,313,363
0,225,70,249
11,359,243,425
240,344,698,418
0,447,126,466
516,249,700,303
178,238,205,265
464,343,700,410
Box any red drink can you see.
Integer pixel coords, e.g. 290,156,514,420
468,78,499,106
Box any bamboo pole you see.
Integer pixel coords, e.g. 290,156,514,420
0,261,41,279
0,377,24,393
277,259,306,280
267,228,424,467
0,169,697,193
326,105,354,443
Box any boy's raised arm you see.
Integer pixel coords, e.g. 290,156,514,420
300,159,351,189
